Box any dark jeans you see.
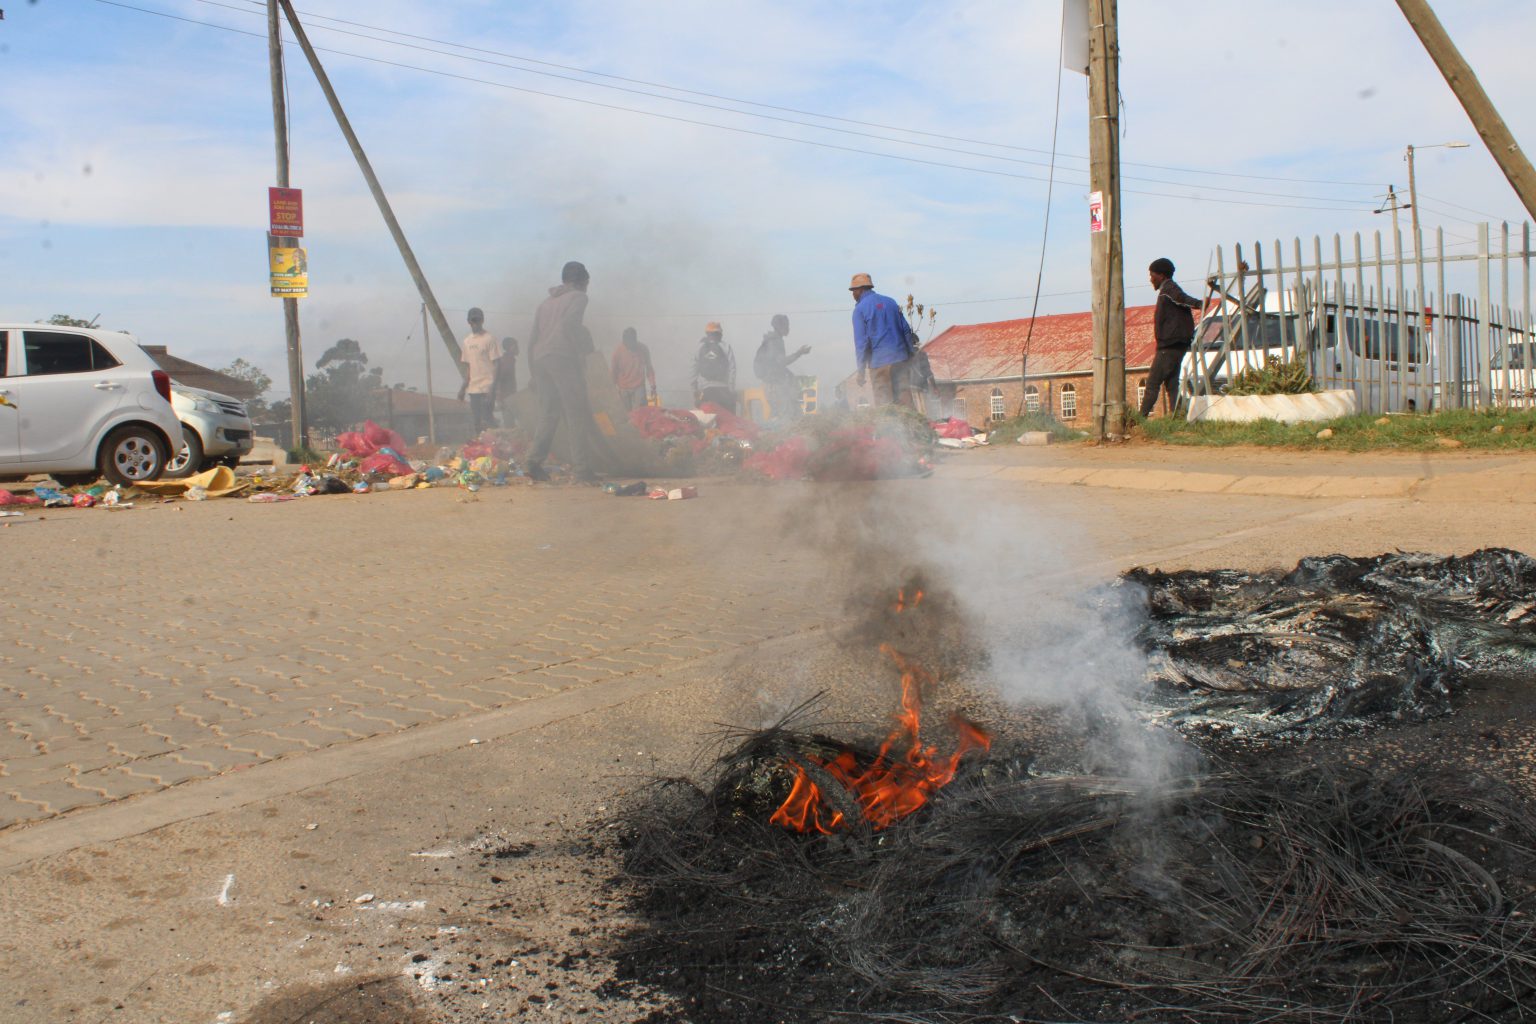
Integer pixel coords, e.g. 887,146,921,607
699,385,736,414
528,355,592,475
468,391,497,434
1139,346,1188,418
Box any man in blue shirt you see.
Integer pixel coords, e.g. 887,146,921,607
849,272,916,407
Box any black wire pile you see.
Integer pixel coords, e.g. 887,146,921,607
618,724,1536,1023
1129,548,1536,737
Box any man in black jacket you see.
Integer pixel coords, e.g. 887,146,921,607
1139,257,1205,418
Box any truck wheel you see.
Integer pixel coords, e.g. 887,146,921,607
162,428,204,479
99,426,168,486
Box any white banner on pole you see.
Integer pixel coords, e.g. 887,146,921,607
1063,0,1090,75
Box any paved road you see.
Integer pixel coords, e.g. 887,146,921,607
4,452,1536,1023
0,485,826,830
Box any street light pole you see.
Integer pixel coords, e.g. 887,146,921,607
1405,141,1468,322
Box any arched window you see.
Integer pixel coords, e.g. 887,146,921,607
1136,378,1147,410
1060,383,1078,419
989,388,1006,421
1024,385,1040,413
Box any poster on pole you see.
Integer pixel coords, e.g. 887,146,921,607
1088,191,1104,233
269,241,309,298
268,187,304,237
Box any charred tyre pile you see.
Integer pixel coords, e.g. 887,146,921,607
612,551,1536,1024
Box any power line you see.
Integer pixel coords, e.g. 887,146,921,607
88,0,1379,214
200,0,1385,190
174,0,1376,205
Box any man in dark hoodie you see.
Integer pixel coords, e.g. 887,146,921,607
1139,257,1205,419
754,313,811,423
525,260,596,482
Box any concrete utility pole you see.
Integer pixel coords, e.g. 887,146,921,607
1394,0,1536,222
268,0,307,450
1087,0,1125,440
1375,185,1408,258
276,0,465,374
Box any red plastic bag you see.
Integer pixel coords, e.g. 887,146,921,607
363,421,408,454
0,489,41,506
932,417,972,440
359,452,412,476
630,407,704,440
743,436,811,481
697,401,760,441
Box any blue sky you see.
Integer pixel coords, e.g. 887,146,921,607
4,0,1535,398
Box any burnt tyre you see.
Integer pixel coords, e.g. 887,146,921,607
162,427,204,479
98,425,168,486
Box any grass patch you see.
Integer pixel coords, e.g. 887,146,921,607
1139,407,1536,451
980,413,1087,444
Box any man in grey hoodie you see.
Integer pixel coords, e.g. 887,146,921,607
525,260,596,482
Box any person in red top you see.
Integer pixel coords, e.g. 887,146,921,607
610,327,657,411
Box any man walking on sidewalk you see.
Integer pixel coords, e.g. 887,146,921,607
1139,257,1205,419
525,261,597,482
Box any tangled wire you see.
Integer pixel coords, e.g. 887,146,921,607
618,719,1536,1023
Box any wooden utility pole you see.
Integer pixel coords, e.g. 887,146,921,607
1394,0,1536,221
1087,0,1125,440
268,0,307,450
276,0,465,373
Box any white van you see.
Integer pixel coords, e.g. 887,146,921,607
1182,296,1434,413
0,324,183,485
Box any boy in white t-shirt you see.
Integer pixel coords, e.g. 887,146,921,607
458,307,501,434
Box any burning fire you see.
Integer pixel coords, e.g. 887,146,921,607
770,590,991,834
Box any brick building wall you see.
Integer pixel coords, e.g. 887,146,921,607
946,369,1155,425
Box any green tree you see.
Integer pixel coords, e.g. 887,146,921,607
39,314,98,328
305,339,383,431
220,358,275,419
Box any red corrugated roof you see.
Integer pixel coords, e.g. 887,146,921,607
924,305,1158,381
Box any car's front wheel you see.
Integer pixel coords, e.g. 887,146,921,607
162,427,205,479
99,425,168,486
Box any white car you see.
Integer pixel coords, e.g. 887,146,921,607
0,323,182,486
164,385,255,478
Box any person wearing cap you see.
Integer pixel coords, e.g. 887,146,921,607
525,260,597,482
754,314,811,423
611,326,657,412
458,306,501,435
848,273,918,407
692,322,737,413
1140,257,1205,419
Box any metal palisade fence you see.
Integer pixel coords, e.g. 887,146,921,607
1181,223,1536,414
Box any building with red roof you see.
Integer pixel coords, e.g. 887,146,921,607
838,305,1166,424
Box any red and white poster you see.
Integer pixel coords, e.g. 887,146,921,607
1088,191,1104,234
268,187,304,237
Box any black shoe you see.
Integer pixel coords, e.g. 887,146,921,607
525,463,550,482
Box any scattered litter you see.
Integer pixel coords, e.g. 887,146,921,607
216,873,235,907
248,493,295,503
359,900,428,912
185,486,208,502
353,893,375,904
0,511,23,519
603,480,649,496
667,486,698,500
304,822,318,830
139,465,248,499
0,490,41,507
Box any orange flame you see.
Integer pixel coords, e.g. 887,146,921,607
770,638,990,835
